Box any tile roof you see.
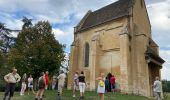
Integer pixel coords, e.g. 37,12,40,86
77,0,133,32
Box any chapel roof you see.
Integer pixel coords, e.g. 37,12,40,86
76,0,133,32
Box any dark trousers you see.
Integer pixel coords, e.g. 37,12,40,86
4,83,16,98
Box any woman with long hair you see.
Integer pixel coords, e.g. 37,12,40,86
78,71,86,100
20,73,27,96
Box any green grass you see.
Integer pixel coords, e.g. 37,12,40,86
0,90,167,100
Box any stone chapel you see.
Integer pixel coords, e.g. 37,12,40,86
67,0,165,97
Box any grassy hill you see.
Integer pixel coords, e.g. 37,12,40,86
1,90,169,100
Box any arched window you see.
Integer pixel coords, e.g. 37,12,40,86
84,42,90,67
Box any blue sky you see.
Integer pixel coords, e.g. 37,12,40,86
0,0,170,80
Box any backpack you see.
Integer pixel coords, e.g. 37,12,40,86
99,80,105,87
39,77,45,88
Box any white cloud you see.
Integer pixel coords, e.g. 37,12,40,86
0,12,23,30
0,0,170,80
53,28,65,37
160,50,170,80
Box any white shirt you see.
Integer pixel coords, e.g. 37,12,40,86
74,74,78,80
153,80,161,92
4,73,21,83
57,73,66,85
28,77,33,83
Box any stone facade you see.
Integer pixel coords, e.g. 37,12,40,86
67,0,164,97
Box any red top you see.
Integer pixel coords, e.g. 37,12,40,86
110,76,115,84
45,74,49,85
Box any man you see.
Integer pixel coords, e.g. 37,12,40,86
57,70,66,99
3,68,21,100
153,76,162,100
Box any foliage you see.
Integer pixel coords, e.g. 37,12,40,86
0,22,17,54
162,80,170,92
8,20,65,78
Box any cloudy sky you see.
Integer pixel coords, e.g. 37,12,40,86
0,0,170,80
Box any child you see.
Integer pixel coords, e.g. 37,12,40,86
104,77,109,92
96,73,105,100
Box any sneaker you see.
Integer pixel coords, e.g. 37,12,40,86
73,95,75,98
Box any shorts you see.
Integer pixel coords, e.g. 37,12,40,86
28,83,33,88
58,84,64,93
39,84,45,89
73,82,79,90
79,82,85,93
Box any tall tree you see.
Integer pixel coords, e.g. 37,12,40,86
8,21,65,78
0,22,18,54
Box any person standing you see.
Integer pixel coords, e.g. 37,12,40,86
104,77,109,92
57,70,66,99
72,71,79,98
96,73,105,100
20,73,27,96
78,71,86,100
28,74,33,95
35,72,45,100
45,71,49,90
153,76,162,100
3,68,21,100
107,73,112,92
110,75,116,92
52,75,57,90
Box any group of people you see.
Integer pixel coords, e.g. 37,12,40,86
2,68,162,100
72,71,115,100
20,73,34,96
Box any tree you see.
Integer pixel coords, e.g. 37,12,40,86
22,16,32,29
0,22,17,54
8,21,65,78
162,80,170,92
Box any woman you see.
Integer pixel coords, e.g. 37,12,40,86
28,74,33,95
73,71,79,97
96,73,105,100
78,71,86,100
20,73,27,96
35,72,45,100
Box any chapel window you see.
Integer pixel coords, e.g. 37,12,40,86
84,42,90,67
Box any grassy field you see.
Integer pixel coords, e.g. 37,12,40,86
1,90,169,100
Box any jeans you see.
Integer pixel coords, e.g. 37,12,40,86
4,83,16,98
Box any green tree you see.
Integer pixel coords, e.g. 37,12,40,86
162,80,170,92
8,21,65,78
